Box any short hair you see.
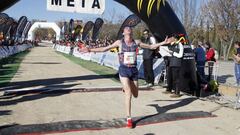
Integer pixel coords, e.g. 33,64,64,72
205,42,211,48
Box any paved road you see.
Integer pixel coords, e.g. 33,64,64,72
217,61,235,85
0,43,239,135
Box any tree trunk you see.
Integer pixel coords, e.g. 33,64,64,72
226,31,237,60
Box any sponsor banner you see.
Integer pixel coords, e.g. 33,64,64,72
47,0,105,14
0,44,32,59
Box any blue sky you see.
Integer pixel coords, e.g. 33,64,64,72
4,0,205,23
4,0,131,22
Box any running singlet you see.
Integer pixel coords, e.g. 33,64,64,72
119,39,138,67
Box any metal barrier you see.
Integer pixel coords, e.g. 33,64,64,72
0,44,32,59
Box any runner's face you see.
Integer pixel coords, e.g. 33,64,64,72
123,27,132,35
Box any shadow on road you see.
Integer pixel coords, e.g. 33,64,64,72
1,74,117,91
0,110,12,116
133,97,198,128
22,62,62,65
218,75,234,83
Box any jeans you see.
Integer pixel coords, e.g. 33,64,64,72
235,63,240,85
196,61,205,80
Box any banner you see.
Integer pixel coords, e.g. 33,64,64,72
47,0,105,14
0,13,9,32
69,19,74,33
82,21,94,41
92,18,104,41
15,16,28,40
0,0,19,12
22,21,32,39
3,17,14,35
74,25,83,40
117,14,141,39
10,22,18,39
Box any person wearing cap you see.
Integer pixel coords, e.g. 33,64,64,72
80,26,171,128
141,29,156,87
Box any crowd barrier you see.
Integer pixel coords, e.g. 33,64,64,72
54,44,165,83
0,44,32,59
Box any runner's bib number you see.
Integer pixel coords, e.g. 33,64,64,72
124,52,136,65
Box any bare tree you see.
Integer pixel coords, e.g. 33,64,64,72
202,0,240,60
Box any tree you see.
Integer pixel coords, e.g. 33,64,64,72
202,0,240,60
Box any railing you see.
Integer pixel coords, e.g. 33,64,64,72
0,44,32,59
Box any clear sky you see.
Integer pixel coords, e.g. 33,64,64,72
4,0,131,22
3,0,206,23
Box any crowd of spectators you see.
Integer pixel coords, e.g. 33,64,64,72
57,34,117,53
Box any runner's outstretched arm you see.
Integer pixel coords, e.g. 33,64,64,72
137,36,169,49
81,40,120,53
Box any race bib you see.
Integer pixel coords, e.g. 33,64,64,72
124,52,136,65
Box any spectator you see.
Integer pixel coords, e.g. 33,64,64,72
194,42,206,79
205,42,216,81
232,41,240,86
166,34,184,98
141,29,156,87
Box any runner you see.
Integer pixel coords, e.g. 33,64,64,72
80,26,170,128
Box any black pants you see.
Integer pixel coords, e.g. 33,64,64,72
168,67,181,95
143,59,154,84
207,61,214,81
166,65,172,91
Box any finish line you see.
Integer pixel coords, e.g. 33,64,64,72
2,86,154,97
0,111,216,135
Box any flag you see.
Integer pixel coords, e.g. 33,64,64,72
92,18,104,41
82,21,94,41
117,14,141,39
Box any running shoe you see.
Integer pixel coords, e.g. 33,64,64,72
127,117,133,128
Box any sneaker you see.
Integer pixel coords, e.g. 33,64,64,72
170,94,181,98
127,117,133,128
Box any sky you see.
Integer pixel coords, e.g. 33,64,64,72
3,0,206,23
4,0,131,22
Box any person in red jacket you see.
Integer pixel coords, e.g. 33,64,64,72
205,42,216,81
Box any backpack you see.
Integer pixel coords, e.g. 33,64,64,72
208,80,219,92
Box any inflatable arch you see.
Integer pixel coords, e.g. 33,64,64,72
27,22,61,41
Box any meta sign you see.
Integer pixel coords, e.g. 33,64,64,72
47,0,105,14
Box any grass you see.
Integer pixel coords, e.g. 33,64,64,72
0,50,30,87
59,52,145,85
59,52,119,82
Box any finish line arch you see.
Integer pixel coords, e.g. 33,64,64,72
28,22,61,41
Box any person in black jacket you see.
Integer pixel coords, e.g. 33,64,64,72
141,29,156,87
166,34,184,98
